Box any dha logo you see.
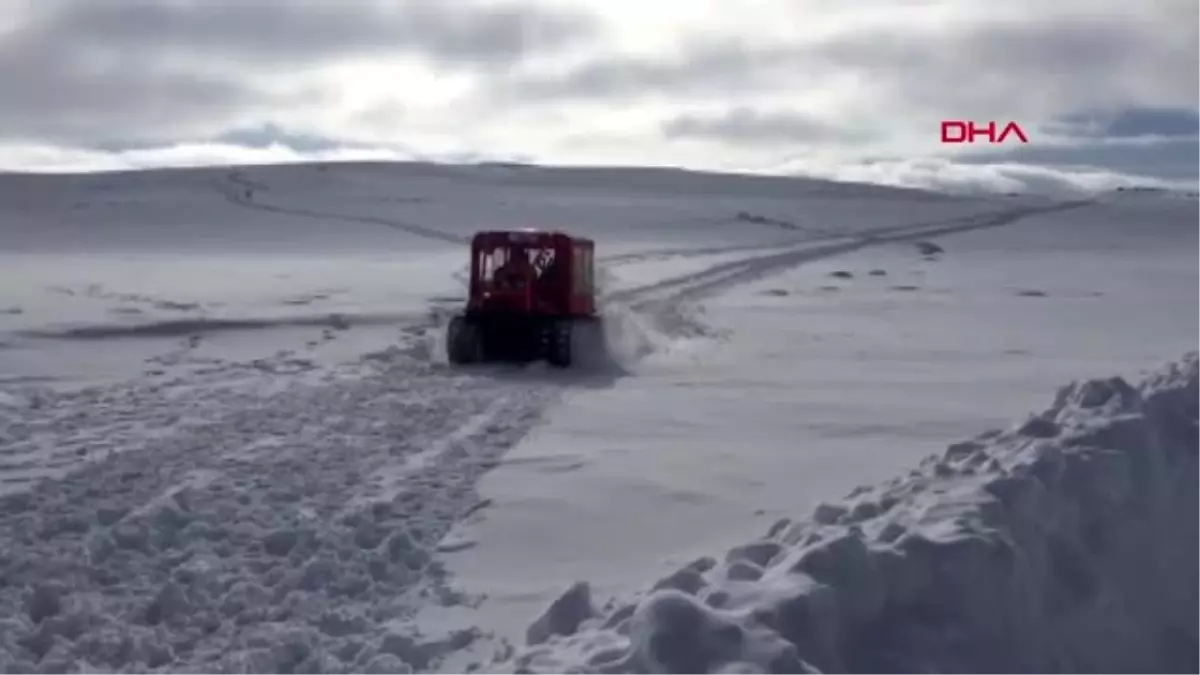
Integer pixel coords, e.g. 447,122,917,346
941,121,1029,144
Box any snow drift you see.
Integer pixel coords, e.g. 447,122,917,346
505,353,1199,673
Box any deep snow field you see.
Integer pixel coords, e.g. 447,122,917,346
0,161,1195,673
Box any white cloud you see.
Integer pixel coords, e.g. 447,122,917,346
0,0,1194,193
0,142,410,174
777,156,1193,195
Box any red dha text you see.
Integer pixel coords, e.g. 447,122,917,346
940,121,1029,144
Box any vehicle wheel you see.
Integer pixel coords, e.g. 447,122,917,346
447,315,481,364
570,317,605,371
546,320,572,368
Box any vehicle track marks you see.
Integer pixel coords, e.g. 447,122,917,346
0,355,557,671
218,171,466,245
217,170,853,270
0,171,1090,672
604,201,1089,339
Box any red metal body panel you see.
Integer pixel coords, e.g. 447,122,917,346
466,230,595,318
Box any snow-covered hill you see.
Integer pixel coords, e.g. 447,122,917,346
0,162,1194,673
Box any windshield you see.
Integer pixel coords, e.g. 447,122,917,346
478,245,556,283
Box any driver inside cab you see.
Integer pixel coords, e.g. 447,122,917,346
494,250,534,289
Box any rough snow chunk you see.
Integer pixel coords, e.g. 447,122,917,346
811,502,846,525
725,540,784,568
1018,415,1060,438
1054,374,1140,414
310,613,358,643
378,631,433,670
786,532,882,624
363,652,413,674
527,582,599,646
385,530,429,569
144,582,190,625
627,591,738,672
765,518,792,539
724,561,763,582
298,555,338,592
25,584,63,624
624,586,820,672
651,567,707,595
110,522,150,551
262,529,300,556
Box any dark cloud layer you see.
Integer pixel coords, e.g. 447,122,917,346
498,41,806,101
1052,107,1200,139
0,0,596,144
0,30,294,145
953,106,1199,180
965,137,1200,181
662,107,872,145
0,1,1195,190
29,0,594,68
498,4,1197,119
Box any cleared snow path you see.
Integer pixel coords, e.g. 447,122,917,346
0,351,564,673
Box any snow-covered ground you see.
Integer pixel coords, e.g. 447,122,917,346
425,192,1199,671
0,162,1194,673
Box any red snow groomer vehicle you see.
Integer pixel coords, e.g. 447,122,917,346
446,229,599,368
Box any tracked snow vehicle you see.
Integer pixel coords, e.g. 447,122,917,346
446,229,599,368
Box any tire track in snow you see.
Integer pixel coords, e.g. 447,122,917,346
339,394,521,518
599,238,814,267
219,170,466,245
0,354,560,672
597,200,1063,268
0,177,1082,671
218,169,826,271
602,200,1090,341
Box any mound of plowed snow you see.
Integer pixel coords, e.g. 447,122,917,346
501,353,1199,673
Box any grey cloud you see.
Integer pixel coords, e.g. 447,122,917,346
498,41,807,101
501,8,1197,114
0,0,597,144
207,122,420,158
1106,108,1199,138
1049,107,1200,139
0,30,307,145
815,17,1197,116
961,136,1199,180
784,156,1192,197
28,0,595,68
962,106,1200,180
494,7,1196,183
662,107,873,145
216,124,345,154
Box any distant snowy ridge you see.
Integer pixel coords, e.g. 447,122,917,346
503,353,1199,673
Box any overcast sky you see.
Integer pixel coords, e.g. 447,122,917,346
1,0,1196,194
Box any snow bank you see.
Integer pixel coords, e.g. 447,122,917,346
504,353,1199,673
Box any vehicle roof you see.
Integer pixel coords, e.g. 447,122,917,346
471,229,594,244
